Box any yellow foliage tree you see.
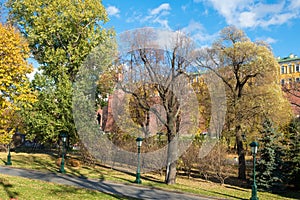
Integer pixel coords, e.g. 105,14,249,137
0,23,36,144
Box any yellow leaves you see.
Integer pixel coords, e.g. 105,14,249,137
0,23,36,143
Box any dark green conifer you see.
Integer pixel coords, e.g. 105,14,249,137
256,119,283,191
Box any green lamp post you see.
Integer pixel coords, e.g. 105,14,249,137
6,141,12,166
250,141,259,200
59,132,67,174
134,137,143,184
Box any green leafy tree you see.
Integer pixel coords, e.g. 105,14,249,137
22,72,76,144
7,0,112,81
8,0,114,143
256,119,284,191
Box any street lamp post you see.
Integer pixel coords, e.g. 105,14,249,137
59,132,67,174
6,141,12,166
134,137,143,184
250,141,259,200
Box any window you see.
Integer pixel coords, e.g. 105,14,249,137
289,64,292,73
281,79,285,85
296,77,300,82
281,66,285,74
296,64,300,72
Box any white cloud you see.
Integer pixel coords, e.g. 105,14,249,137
153,18,170,29
182,20,218,45
107,6,120,18
289,0,300,9
144,3,172,29
125,3,171,29
201,0,300,28
206,0,249,25
150,3,171,15
256,36,277,44
259,13,296,27
126,11,143,23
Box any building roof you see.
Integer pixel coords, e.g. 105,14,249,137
278,53,300,63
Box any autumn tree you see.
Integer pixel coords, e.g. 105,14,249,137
7,0,115,143
115,28,199,184
195,26,292,179
0,23,35,144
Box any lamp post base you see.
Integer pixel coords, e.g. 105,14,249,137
6,153,12,166
59,156,66,174
250,184,258,200
134,172,142,184
5,161,12,166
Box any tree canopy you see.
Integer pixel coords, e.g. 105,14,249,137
195,26,292,179
8,0,112,82
7,0,115,143
0,23,36,143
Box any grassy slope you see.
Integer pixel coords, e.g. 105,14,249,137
0,152,299,200
0,173,131,200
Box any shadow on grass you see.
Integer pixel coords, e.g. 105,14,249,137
0,158,7,165
201,188,246,200
66,164,106,180
224,185,249,192
0,176,19,199
97,163,165,184
49,184,137,200
11,150,300,200
268,188,300,200
177,170,250,189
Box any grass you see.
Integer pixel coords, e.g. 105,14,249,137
0,173,132,200
0,151,299,200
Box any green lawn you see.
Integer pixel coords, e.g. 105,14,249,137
0,152,299,200
0,173,131,200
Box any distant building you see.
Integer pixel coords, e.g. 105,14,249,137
278,53,300,85
278,53,300,115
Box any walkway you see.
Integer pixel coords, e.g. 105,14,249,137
0,166,224,200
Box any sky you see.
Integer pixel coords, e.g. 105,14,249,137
102,0,300,58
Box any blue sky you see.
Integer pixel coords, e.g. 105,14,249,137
102,0,300,58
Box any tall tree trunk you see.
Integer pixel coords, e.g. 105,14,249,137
165,135,178,184
165,111,178,185
236,125,246,179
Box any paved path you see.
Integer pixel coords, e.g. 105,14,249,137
0,166,224,200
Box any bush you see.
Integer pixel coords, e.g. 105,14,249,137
198,141,232,185
68,158,81,168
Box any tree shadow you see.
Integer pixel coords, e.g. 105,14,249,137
266,188,300,200
224,185,249,193
201,188,246,200
96,163,165,185
0,176,19,199
0,158,7,165
49,183,138,199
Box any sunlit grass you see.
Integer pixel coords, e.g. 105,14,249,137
0,152,299,200
0,173,132,200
